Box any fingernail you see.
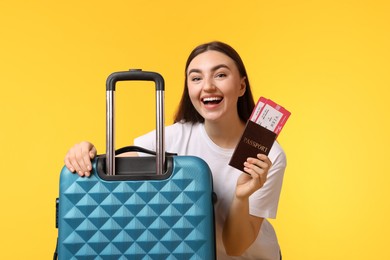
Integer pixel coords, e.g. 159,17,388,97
87,165,91,171
70,167,75,172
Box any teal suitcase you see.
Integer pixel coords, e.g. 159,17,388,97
54,70,216,259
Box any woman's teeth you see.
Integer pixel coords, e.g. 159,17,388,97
202,97,222,104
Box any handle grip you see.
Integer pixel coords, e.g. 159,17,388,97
105,69,165,176
106,69,164,91
115,146,176,157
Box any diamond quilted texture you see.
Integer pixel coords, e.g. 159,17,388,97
76,194,99,217
136,205,159,227
77,178,99,193
124,218,146,240
63,232,85,255
63,207,87,230
137,230,159,252
58,156,215,259
87,231,110,254
147,242,171,258
76,219,99,241
148,193,170,213
63,182,88,204
172,193,196,215
112,230,134,253
160,205,182,227
88,206,110,227
112,182,135,204
100,219,122,241
111,206,134,228
100,242,122,258
123,243,147,259
172,217,195,240
75,244,98,257
147,217,171,238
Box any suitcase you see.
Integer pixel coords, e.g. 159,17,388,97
54,70,216,259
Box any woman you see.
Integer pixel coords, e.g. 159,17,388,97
65,41,286,259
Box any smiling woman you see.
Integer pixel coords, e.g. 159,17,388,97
175,42,255,125
64,41,287,260
186,52,247,126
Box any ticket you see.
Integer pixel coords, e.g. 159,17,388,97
250,97,291,136
249,97,267,122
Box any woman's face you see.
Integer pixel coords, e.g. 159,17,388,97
186,50,246,124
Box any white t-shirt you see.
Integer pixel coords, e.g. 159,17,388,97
134,122,286,260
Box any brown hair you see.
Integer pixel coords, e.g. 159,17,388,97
174,41,255,123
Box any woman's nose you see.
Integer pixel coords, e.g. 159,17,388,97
203,78,216,92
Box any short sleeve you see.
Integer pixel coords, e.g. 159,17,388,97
249,142,287,219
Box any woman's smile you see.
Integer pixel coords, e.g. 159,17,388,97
187,50,246,123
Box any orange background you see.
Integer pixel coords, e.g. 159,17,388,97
1,1,389,259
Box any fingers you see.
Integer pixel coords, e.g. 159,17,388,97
64,141,96,177
243,154,272,187
89,145,97,159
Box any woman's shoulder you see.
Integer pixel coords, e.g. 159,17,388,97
135,122,201,143
164,122,203,154
165,121,201,135
167,121,200,129
134,122,201,151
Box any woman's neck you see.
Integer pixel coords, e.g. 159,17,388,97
204,118,246,149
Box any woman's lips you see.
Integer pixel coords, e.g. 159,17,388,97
202,96,223,105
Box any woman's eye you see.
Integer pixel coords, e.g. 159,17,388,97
216,73,226,78
191,76,201,82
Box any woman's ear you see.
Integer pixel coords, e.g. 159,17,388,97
239,77,247,97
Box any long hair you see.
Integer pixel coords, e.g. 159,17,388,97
174,41,255,123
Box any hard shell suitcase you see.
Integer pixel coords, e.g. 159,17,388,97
55,70,216,259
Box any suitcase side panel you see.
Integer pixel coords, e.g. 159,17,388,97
58,156,215,259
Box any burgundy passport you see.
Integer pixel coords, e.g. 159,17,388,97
229,120,277,172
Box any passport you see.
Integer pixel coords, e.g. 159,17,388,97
229,97,290,172
229,120,277,172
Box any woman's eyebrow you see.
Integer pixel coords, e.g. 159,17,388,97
188,64,230,75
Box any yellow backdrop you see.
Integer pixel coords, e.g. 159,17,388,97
1,0,389,259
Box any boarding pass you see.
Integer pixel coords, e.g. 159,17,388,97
249,97,291,136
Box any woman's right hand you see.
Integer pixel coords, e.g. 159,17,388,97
64,141,97,177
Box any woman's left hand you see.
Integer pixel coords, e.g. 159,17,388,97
236,153,272,199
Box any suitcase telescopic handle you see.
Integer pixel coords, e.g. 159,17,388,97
105,69,165,176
